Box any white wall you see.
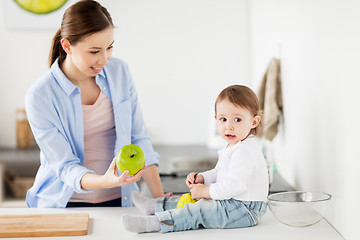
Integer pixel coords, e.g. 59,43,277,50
0,0,250,147
3,1,358,238
0,1,69,147
250,1,360,239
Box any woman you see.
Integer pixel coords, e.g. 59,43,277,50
25,0,170,208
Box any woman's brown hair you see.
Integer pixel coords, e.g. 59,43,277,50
48,0,114,67
215,85,262,135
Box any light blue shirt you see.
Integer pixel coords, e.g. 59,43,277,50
25,57,159,208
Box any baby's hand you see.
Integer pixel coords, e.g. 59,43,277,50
186,173,205,188
186,172,197,187
189,184,210,199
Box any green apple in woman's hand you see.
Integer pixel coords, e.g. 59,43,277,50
116,144,145,175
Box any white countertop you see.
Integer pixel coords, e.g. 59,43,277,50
0,207,343,240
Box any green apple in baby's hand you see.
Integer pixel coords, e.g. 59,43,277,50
116,144,145,175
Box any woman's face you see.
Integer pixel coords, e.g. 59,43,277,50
64,27,114,78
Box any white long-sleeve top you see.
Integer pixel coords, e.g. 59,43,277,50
200,135,269,201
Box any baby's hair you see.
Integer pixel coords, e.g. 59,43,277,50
215,85,262,135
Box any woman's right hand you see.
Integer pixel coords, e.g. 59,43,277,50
103,157,144,188
80,157,144,190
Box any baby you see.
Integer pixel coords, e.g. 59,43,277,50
123,85,269,233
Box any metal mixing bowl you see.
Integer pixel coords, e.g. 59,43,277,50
267,191,331,227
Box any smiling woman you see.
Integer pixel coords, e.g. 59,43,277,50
14,0,68,14
59,27,114,88
24,0,169,208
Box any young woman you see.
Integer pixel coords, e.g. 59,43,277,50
25,0,170,208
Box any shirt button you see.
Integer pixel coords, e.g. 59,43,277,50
103,86,106,90
124,197,128,200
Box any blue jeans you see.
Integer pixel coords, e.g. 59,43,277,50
154,196,267,233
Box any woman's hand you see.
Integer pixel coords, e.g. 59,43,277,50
80,157,144,190
142,164,173,198
161,192,173,197
103,157,144,188
186,172,204,187
189,183,210,199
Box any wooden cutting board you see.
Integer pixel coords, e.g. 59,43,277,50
0,213,89,238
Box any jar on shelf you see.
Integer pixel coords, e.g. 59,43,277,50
16,108,35,148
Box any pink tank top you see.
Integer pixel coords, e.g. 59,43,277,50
70,91,122,203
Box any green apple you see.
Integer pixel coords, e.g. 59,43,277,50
116,144,145,175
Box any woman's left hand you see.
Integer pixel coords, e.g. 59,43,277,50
142,164,173,198
189,183,210,199
161,192,173,197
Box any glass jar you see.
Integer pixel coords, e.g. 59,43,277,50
16,108,35,148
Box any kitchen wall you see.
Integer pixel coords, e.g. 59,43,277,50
1,0,359,238
250,1,360,239
0,0,250,147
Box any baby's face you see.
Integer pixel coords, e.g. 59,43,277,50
215,99,258,146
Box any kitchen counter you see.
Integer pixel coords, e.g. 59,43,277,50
0,207,343,240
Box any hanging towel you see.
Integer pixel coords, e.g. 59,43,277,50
258,58,283,141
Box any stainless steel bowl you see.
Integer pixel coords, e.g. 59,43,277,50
267,191,331,227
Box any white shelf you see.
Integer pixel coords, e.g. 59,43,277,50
0,198,27,208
